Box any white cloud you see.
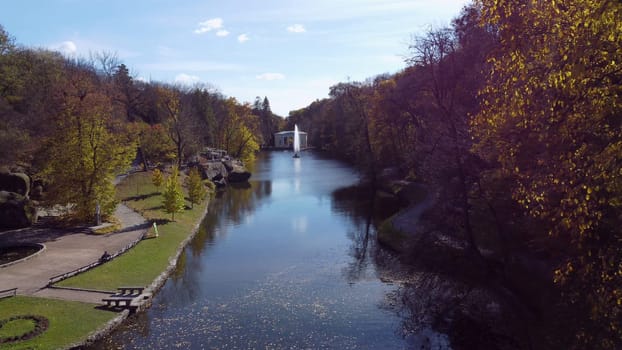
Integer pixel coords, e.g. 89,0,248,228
256,73,285,81
194,18,224,34
287,24,306,33
237,34,249,43
216,29,230,37
56,41,77,55
174,73,201,85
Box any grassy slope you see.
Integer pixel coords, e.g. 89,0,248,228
0,296,115,350
57,171,209,291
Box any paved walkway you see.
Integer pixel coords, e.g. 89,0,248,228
0,204,148,301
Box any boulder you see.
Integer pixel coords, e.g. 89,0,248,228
202,162,228,182
227,161,251,183
0,172,30,197
0,191,37,229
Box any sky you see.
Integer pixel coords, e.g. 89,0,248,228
0,0,470,116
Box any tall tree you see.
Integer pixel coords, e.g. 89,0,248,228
40,60,135,222
216,98,260,163
112,63,144,122
407,25,484,260
473,0,622,347
157,85,200,167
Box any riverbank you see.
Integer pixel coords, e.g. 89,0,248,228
64,171,212,348
376,181,429,253
0,171,212,349
375,181,564,348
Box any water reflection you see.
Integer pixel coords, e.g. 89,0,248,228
89,151,409,349
330,184,403,283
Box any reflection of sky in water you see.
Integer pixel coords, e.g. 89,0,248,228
91,151,440,350
291,215,308,235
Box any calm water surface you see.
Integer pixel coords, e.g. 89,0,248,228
91,151,423,349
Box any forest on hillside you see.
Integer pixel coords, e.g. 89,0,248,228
0,24,282,220
287,1,621,348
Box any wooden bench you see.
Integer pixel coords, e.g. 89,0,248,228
116,286,144,295
102,297,134,307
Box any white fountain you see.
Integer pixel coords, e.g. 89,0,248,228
293,124,301,158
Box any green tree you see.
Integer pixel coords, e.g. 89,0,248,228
131,122,176,168
473,0,622,346
185,167,206,208
151,168,164,191
217,98,260,163
162,166,185,221
40,61,136,222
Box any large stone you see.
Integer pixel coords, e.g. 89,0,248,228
0,191,37,229
226,161,251,183
202,162,228,182
0,172,30,197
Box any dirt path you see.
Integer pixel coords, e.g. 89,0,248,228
391,187,434,236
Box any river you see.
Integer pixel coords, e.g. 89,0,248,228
89,150,446,349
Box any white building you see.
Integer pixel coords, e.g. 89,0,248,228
274,130,308,149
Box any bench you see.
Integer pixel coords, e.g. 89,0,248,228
116,286,145,295
102,297,134,307
0,288,17,300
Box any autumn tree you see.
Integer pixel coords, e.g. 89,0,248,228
112,63,145,122
185,167,206,208
187,87,219,147
0,30,66,167
162,166,185,221
157,85,200,167
130,122,176,169
406,24,487,260
40,60,136,222
473,0,622,347
216,98,260,163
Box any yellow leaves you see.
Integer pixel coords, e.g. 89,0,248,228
608,32,616,42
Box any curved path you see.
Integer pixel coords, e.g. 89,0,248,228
0,204,147,302
391,186,434,235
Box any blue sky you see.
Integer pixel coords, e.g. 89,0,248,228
1,0,470,116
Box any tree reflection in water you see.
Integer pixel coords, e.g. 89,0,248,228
331,184,403,283
333,184,534,349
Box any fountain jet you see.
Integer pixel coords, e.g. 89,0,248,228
293,124,301,158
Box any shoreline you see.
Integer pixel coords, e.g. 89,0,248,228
71,183,212,349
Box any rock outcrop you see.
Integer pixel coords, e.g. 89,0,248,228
0,171,38,229
191,152,252,186
223,160,251,183
0,191,37,229
0,171,30,197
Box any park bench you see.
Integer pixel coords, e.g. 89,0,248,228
0,288,17,300
102,296,134,307
116,286,145,295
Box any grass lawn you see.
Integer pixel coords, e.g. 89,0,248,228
56,171,209,291
0,296,116,350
